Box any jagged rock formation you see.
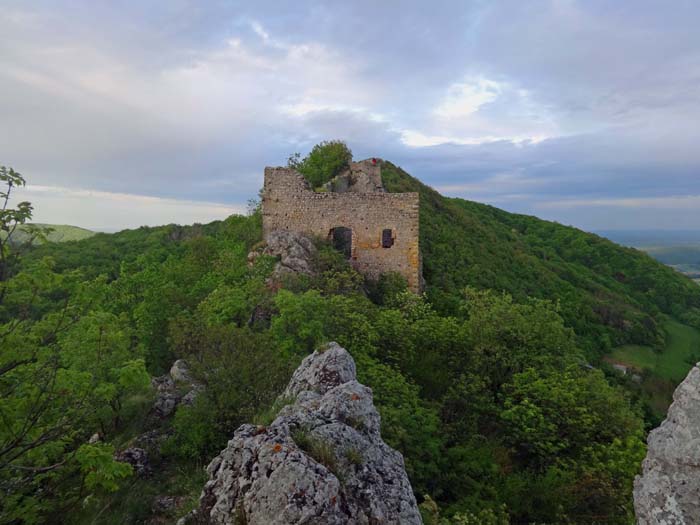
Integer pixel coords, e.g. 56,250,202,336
180,342,422,525
263,229,317,277
634,364,700,524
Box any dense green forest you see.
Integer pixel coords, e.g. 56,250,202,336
2,149,700,524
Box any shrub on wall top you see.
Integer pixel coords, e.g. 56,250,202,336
288,140,353,188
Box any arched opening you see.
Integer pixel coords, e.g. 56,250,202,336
330,227,353,259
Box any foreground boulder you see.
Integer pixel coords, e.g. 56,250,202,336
634,364,700,523
181,342,421,525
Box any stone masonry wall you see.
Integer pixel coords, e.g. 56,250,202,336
261,163,422,292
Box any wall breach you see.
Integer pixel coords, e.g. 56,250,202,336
261,160,422,292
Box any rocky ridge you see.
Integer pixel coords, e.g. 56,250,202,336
180,342,422,525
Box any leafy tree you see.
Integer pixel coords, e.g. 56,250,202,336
288,140,353,188
165,322,294,458
0,171,141,522
0,167,53,295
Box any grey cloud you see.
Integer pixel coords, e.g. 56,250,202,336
1,1,699,230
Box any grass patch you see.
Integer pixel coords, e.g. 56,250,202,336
610,319,700,382
609,345,657,373
344,447,363,467
344,414,366,433
611,319,700,418
291,428,339,478
252,396,295,426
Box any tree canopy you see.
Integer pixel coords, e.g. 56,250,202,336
288,140,353,188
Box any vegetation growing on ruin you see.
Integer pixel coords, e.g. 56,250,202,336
287,139,353,188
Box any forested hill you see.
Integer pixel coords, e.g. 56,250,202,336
24,161,700,360
381,161,700,357
8,152,699,523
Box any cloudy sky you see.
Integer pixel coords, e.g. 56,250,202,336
2,1,699,231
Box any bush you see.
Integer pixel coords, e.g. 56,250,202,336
165,323,295,458
289,140,353,188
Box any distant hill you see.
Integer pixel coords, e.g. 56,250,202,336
599,229,700,248
600,230,700,280
9,223,96,245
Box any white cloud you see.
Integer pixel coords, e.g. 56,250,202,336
434,77,502,118
398,75,557,148
400,129,550,148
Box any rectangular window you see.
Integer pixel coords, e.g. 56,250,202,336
382,229,394,248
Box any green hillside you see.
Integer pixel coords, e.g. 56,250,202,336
8,223,95,245
381,161,700,359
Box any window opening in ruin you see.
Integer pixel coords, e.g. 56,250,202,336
330,227,353,259
382,229,394,248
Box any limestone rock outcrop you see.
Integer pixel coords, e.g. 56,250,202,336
634,364,700,524
180,342,422,525
263,230,317,277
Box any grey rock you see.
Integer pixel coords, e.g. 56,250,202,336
153,390,182,418
133,429,172,452
152,360,204,418
182,343,421,525
634,364,700,524
283,342,357,399
170,359,193,383
181,384,204,407
152,374,175,393
115,447,151,477
264,230,317,276
152,495,185,514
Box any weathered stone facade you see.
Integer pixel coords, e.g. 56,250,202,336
261,160,422,292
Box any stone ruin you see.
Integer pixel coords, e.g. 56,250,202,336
261,159,422,292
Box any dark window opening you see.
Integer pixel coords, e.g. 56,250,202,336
330,227,353,259
382,229,394,248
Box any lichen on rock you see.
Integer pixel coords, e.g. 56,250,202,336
180,342,422,525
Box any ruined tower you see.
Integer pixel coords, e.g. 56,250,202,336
261,159,422,292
